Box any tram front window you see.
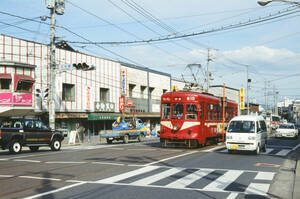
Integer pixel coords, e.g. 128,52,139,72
172,103,184,119
162,103,171,119
186,104,197,120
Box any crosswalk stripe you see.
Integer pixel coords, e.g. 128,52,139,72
264,148,274,154
244,183,270,195
165,169,214,188
275,149,290,156
203,170,244,191
255,172,275,181
96,166,159,183
131,168,185,186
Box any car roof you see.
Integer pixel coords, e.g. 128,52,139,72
230,115,264,121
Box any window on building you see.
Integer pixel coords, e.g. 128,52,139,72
129,84,135,98
149,87,154,99
100,87,109,102
62,83,75,101
140,86,146,99
0,78,11,90
16,80,33,92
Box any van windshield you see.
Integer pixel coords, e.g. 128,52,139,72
227,121,255,133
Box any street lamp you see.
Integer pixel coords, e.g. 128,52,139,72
258,0,300,6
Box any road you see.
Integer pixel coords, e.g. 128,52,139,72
0,137,299,199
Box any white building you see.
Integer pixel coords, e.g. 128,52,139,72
0,34,175,136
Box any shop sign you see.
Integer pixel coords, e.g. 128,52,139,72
95,101,115,112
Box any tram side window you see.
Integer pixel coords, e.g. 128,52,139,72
200,104,204,119
172,103,184,119
186,104,197,120
162,103,171,119
206,104,209,121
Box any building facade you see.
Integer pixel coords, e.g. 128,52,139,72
0,34,175,137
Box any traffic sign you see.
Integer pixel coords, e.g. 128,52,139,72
127,99,134,107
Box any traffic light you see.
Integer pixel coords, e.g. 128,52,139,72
72,62,95,71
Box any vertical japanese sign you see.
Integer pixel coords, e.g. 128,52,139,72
87,86,91,110
121,70,127,96
119,96,125,111
240,88,245,110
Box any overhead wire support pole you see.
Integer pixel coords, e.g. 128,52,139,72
246,65,250,115
206,48,212,93
49,6,56,129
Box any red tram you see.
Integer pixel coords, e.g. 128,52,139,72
160,91,238,147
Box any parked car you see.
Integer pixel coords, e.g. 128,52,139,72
0,118,65,154
275,123,298,139
226,115,267,155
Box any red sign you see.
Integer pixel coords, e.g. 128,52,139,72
119,97,125,111
127,99,133,107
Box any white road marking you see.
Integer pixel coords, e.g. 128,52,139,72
145,151,198,166
0,159,9,161
128,148,157,151
96,166,159,183
109,148,124,150
19,176,61,181
0,175,14,178
202,146,226,152
226,192,239,199
292,143,300,151
245,183,270,195
13,159,41,163
203,170,243,191
275,149,290,156
131,167,185,186
23,182,86,199
45,161,86,164
264,148,274,154
92,162,124,166
165,169,214,188
255,172,275,181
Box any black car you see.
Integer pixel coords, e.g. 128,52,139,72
0,118,65,154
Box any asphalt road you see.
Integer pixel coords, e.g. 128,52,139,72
0,136,299,199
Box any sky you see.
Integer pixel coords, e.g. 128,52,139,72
1,0,300,107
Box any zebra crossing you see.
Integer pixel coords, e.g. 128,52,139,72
95,165,275,197
218,147,292,156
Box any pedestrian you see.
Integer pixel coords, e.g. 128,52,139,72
77,126,85,143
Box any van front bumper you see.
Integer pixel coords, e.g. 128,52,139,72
226,142,257,151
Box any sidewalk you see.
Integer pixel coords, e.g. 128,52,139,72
293,148,300,199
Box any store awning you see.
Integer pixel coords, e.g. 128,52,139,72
0,73,12,79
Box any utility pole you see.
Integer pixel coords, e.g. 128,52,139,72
49,5,56,129
46,0,65,129
206,48,212,93
246,65,250,115
264,80,267,113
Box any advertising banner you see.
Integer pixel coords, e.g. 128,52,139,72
240,88,245,110
13,93,33,106
119,96,125,111
0,93,12,105
121,70,127,96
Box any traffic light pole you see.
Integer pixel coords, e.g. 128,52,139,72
49,7,56,129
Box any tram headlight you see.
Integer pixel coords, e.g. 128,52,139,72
173,124,179,131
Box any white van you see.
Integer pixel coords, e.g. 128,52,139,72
226,115,267,155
